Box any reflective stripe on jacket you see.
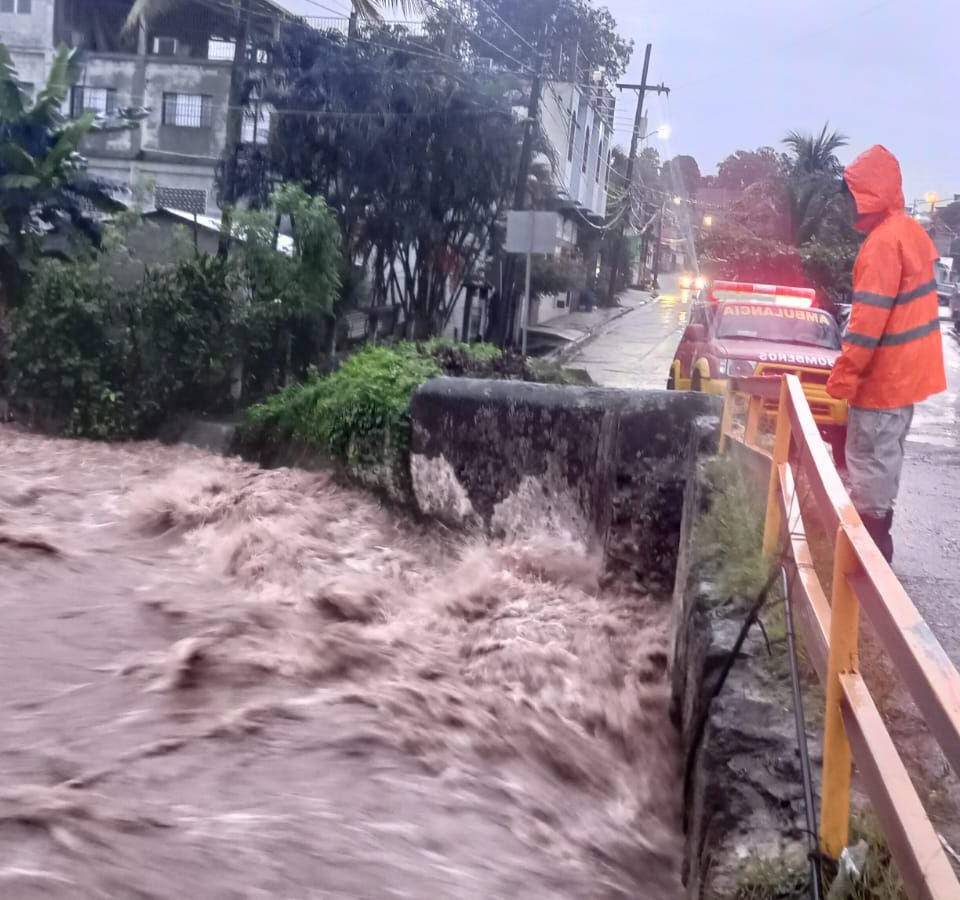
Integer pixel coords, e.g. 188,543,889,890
827,146,947,409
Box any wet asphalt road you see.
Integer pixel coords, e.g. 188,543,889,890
572,276,960,665
572,278,690,390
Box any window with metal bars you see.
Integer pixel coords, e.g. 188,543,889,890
0,0,32,13
207,38,236,61
581,125,590,174
70,86,117,118
596,133,605,183
566,101,576,162
162,93,213,128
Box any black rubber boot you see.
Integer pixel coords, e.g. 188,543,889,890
860,511,894,563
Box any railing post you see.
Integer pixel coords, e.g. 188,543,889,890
718,381,734,453
819,526,860,858
761,378,790,557
744,395,763,448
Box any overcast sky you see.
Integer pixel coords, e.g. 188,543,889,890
278,0,959,203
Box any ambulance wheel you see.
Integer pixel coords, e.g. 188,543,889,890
667,369,676,390
691,371,702,392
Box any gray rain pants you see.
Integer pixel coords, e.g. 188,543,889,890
845,404,914,517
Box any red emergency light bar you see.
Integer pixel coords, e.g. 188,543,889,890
709,280,816,308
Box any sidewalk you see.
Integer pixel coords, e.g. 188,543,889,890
530,289,655,359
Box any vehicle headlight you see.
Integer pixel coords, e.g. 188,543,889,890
721,358,756,377
679,275,692,289
694,276,707,290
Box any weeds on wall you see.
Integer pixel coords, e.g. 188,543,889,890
733,814,906,900
696,457,769,604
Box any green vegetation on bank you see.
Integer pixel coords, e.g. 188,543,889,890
733,814,905,899
236,341,591,474
696,457,769,603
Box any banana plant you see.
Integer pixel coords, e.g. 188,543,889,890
0,44,129,306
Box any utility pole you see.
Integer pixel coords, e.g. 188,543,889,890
605,43,669,303
494,20,551,348
218,0,251,257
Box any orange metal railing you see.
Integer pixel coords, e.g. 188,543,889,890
720,374,960,900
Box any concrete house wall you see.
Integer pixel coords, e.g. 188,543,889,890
10,0,272,216
2,0,59,96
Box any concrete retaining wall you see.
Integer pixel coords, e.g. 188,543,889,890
409,377,721,583
670,448,815,898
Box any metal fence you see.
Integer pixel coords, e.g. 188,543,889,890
720,374,960,900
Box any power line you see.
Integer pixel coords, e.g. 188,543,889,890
470,0,539,56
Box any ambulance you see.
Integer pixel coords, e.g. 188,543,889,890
667,280,848,460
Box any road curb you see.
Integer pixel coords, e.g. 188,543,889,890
546,290,658,364
547,304,636,363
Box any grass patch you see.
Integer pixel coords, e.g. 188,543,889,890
696,457,769,605
731,814,907,900
841,814,907,900
734,856,808,900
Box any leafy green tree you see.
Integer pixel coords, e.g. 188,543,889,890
715,146,789,190
663,154,701,196
0,45,130,306
469,0,632,80
234,183,342,386
699,124,860,307
261,24,524,339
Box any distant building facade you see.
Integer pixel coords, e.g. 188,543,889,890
6,0,280,216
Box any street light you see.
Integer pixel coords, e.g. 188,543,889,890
924,191,940,213
636,123,671,141
672,195,682,206
702,214,714,227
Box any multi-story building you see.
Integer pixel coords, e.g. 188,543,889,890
539,78,613,224
3,0,280,215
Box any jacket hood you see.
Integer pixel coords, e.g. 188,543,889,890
843,145,905,215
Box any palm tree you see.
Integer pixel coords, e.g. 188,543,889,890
0,45,126,305
782,123,848,177
780,123,851,246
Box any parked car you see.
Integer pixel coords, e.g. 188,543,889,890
936,257,958,303
666,280,848,464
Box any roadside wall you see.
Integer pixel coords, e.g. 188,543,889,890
670,445,815,898
409,377,721,582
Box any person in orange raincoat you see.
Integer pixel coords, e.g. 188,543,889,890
827,145,947,562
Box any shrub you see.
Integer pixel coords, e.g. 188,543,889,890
8,257,138,437
237,340,592,473
8,251,241,438
239,344,440,466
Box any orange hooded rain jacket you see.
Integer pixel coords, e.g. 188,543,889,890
826,145,946,409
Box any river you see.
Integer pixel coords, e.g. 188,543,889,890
0,425,682,898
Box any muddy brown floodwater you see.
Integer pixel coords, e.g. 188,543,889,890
0,425,683,899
